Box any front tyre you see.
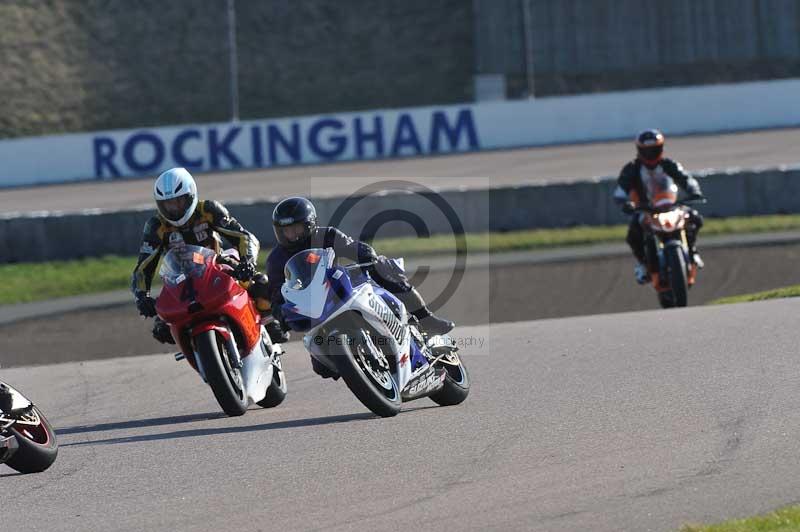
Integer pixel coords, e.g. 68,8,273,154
6,405,58,474
331,332,401,417
666,246,689,307
429,349,470,406
195,330,248,416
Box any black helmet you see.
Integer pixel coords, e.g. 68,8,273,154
272,197,317,251
636,129,665,168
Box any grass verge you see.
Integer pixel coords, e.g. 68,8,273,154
681,505,800,531
708,285,800,305
3,213,800,306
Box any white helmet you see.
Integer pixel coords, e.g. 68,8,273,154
153,167,198,227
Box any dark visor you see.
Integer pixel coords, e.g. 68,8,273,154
157,195,192,219
638,145,663,161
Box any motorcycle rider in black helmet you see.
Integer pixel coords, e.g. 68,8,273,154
613,129,705,284
266,197,455,345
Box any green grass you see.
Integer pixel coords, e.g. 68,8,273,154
681,505,800,531
0,255,136,305
708,285,800,305
378,213,800,256
4,213,800,307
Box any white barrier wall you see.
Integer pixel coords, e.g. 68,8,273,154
2,78,800,187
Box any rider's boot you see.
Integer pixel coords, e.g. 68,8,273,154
634,262,651,285
691,249,705,269
265,319,289,344
395,288,454,336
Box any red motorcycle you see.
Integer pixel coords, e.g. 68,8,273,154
155,246,287,416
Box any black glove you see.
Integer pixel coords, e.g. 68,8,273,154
152,318,176,344
135,291,157,318
620,201,636,215
232,259,257,281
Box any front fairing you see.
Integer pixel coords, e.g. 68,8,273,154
282,265,355,332
281,248,356,332
646,207,688,234
156,251,248,325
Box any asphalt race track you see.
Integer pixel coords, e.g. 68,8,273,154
1,127,798,215
5,299,800,532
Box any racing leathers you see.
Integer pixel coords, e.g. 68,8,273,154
131,200,271,343
613,158,704,267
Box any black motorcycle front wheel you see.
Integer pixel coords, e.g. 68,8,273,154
666,246,689,307
331,332,401,417
194,330,248,417
5,405,58,474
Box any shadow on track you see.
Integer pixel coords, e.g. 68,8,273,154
55,412,227,435
62,405,440,448
62,412,375,447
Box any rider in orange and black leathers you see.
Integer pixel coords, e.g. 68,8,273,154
613,129,705,284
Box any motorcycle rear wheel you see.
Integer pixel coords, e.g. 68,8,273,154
5,405,58,474
195,330,248,416
257,358,287,408
429,349,470,407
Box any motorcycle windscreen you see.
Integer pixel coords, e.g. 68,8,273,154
644,172,678,210
281,248,334,319
159,245,214,287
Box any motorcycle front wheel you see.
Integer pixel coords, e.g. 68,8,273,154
666,246,689,307
330,332,401,417
5,405,58,474
195,330,248,416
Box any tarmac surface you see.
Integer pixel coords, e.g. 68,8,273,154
4,128,800,529
1,127,799,215
4,299,800,531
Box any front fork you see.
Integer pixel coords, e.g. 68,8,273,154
646,230,694,290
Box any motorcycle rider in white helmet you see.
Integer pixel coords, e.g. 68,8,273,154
131,167,285,344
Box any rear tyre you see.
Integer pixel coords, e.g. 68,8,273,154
666,246,689,307
6,406,58,474
331,332,401,417
429,350,470,406
257,358,287,408
195,330,248,416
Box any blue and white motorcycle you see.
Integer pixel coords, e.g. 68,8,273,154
280,248,470,417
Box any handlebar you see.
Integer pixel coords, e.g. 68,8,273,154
344,260,377,270
627,197,706,214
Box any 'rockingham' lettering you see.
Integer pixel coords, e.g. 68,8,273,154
92,108,480,178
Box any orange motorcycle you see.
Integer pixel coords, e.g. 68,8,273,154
635,185,705,308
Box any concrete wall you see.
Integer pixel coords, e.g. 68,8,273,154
476,0,800,97
0,0,473,139
3,166,800,263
